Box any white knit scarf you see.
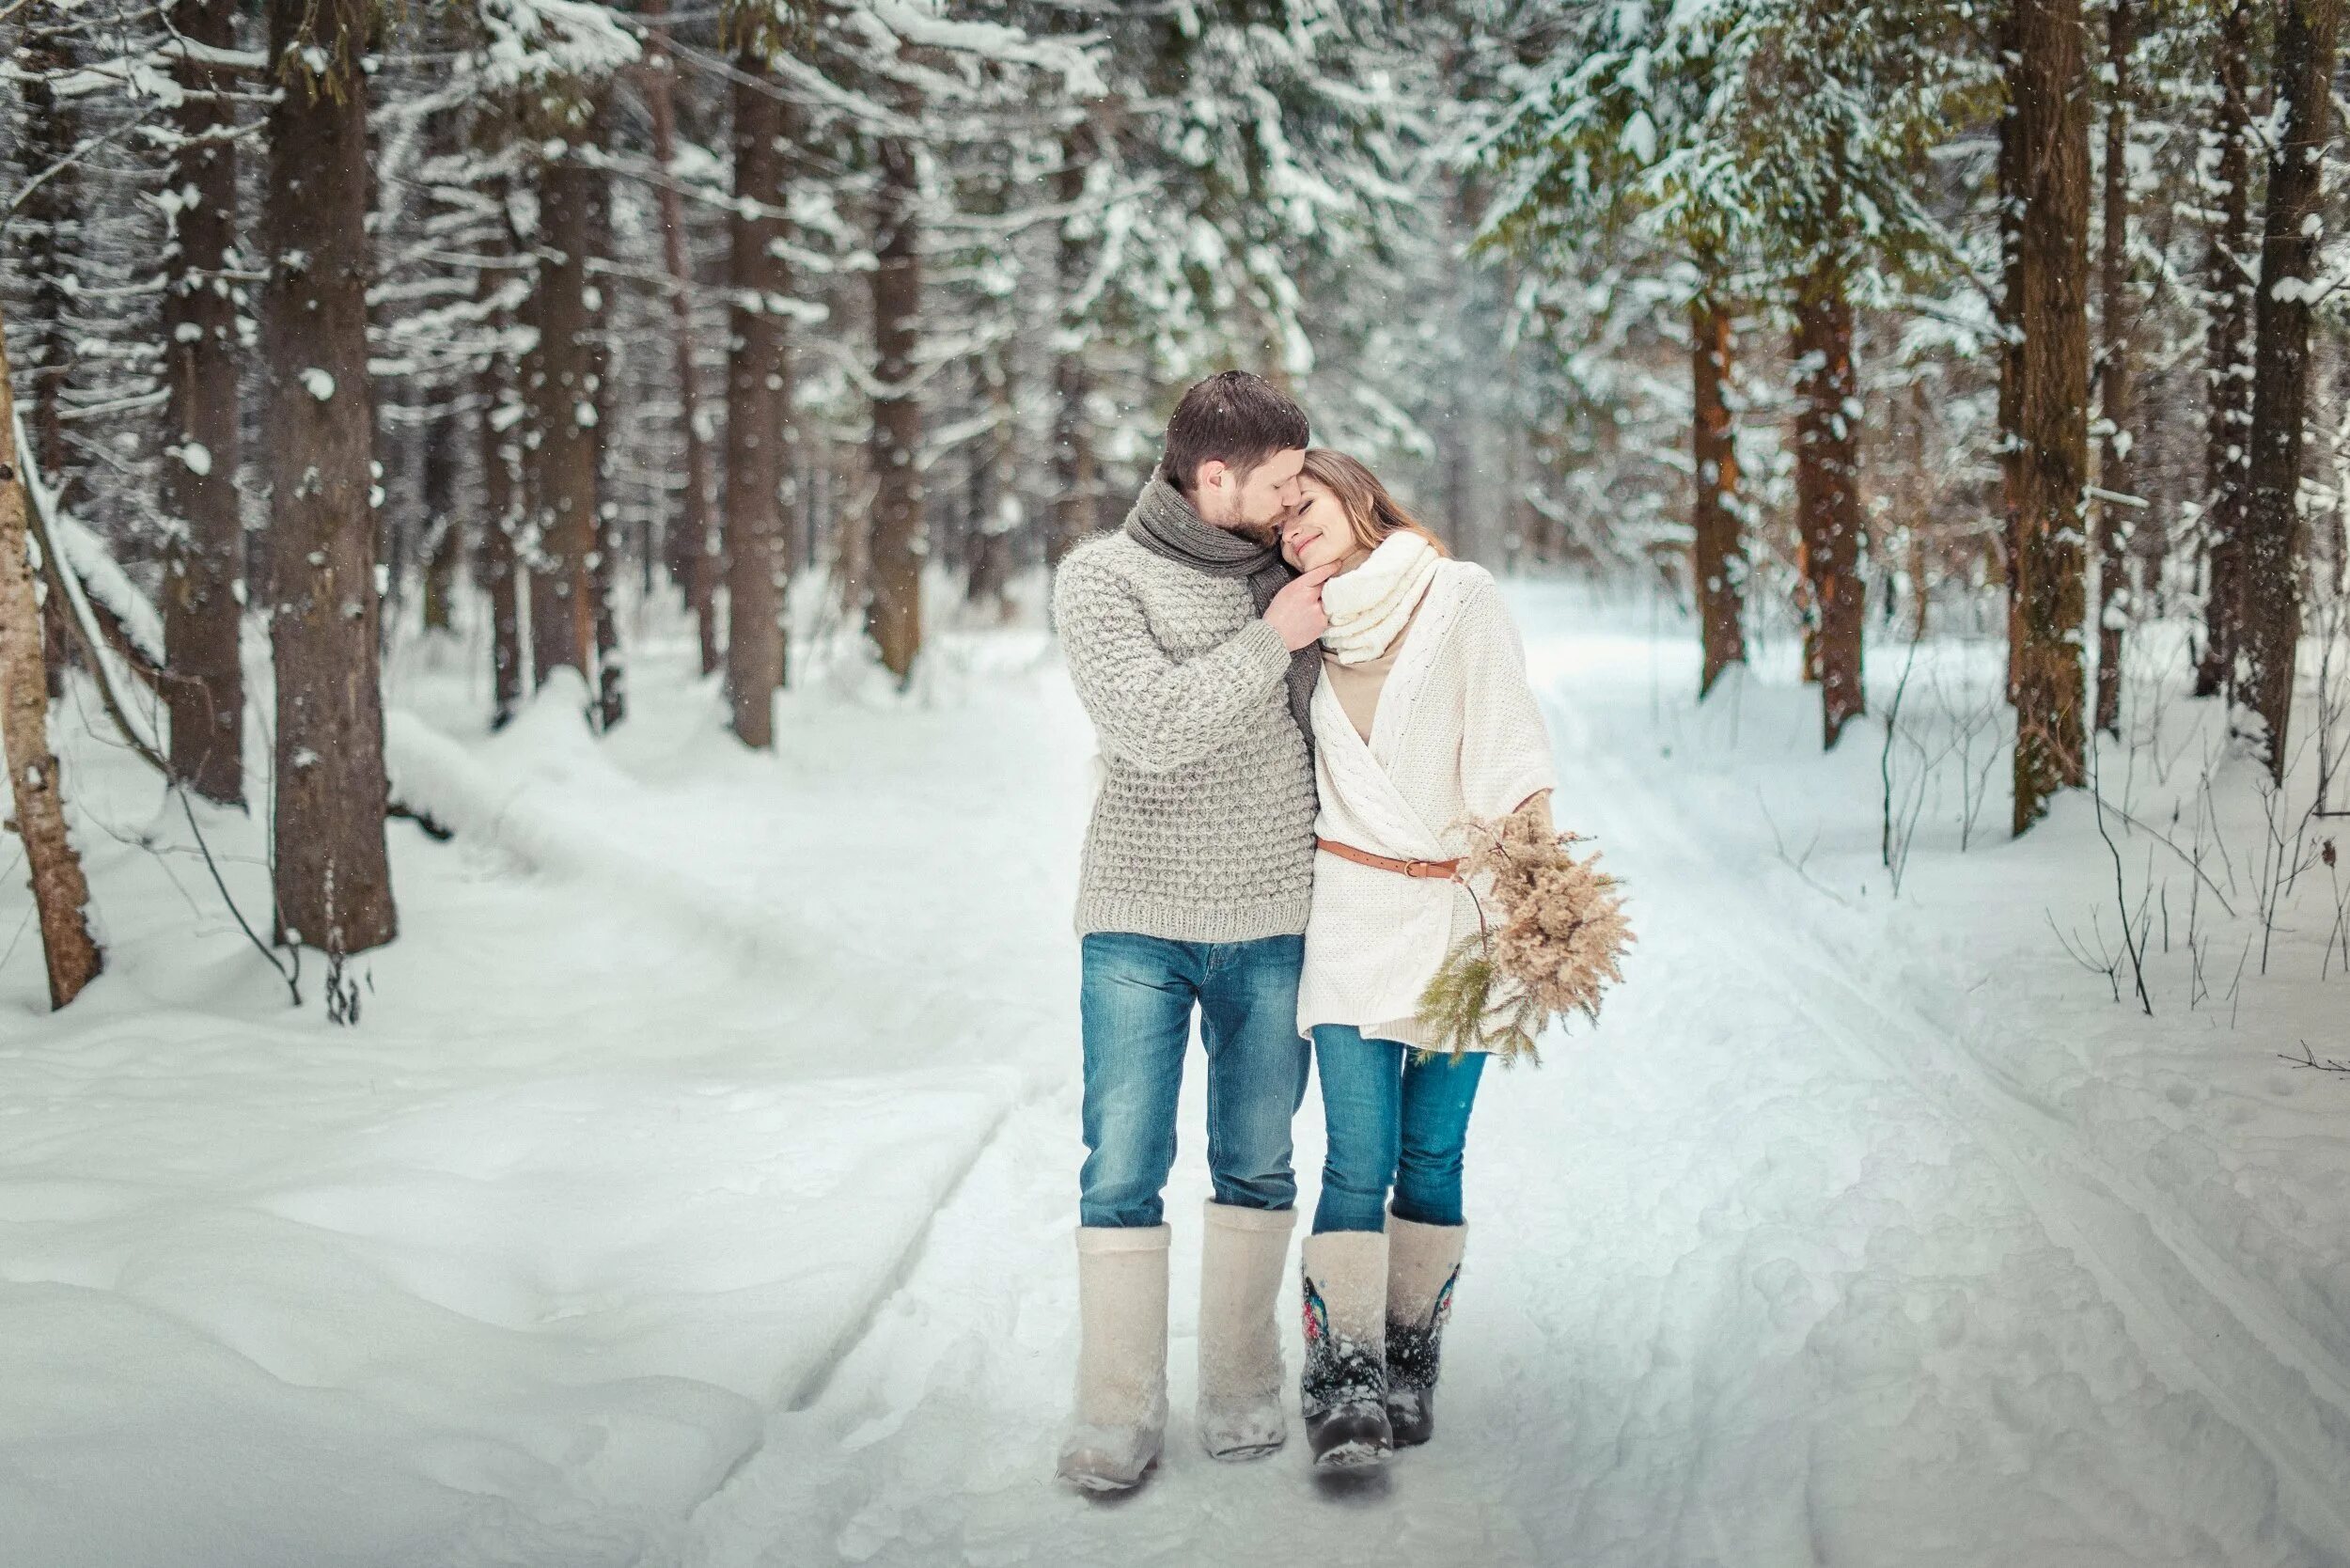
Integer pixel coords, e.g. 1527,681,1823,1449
1320,531,1439,665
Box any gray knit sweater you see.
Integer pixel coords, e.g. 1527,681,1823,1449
1054,531,1317,942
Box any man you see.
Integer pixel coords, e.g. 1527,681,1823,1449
1050,371,1336,1491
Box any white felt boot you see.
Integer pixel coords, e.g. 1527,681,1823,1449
1196,1200,1298,1460
1057,1224,1171,1492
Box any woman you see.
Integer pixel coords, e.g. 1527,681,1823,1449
1280,449,1557,1470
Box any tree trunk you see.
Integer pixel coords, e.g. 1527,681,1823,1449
2004,0,2093,836
2196,0,2257,698
966,359,1014,615
724,51,792,747
477,230,526,729
525,142,603,696
260,0,395,953
1690,296,1747,698
1793,269,1865,747
21,18,80,698
867,111,924,684
1048,126,1095,565
420,415,460,633
0,324,102,1008
1997,0,2025,703
588,171,623,735
2092,0,2136,738
641,0,721,676
2239,0,2344,779
159,0,245,805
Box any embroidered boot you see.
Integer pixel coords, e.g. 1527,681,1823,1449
1057,1224,1171,1491
1298,1230,1392,1469
1384,1214,1466,1448
1197,1200,1297,1460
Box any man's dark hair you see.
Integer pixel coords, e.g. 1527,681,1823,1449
1159,370,1310,495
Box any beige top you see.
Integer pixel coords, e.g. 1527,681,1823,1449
1321,603,1418,741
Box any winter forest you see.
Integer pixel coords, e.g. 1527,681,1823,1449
8,0,2350,1562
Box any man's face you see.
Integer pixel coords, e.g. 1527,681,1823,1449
1201,447,1307,542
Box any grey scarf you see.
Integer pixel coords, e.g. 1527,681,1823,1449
1122,472,1320,741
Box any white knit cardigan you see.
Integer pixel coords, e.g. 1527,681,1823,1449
1296,560,1557,1049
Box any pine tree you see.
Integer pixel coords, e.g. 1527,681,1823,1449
158,0,247,805
258,0,396,953
2237,0,2344,779
721,14,795,750
865,63,924,684
2005,0,2093,835
2195,0,2257,699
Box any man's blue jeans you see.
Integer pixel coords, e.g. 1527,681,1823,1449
1311,1024,1488,1234
1078,932,1311,1229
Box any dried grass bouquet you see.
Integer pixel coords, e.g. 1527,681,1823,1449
1416,798,1635,1064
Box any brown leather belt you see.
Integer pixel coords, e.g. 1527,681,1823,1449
1315,837,1462,881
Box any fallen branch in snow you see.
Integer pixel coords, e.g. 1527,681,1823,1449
2279,1040,2350,1074
383,694,811,971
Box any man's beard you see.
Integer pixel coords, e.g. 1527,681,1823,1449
1228,511,1282,548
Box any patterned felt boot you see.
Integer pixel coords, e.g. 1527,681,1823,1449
1298,1230,1392,1469
1384,1214,1465,1448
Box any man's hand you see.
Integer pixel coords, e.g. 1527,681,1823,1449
1264,562,1338,651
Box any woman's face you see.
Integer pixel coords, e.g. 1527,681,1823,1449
1279,479,1357,573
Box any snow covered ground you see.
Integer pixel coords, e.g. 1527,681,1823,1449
5,586,2349,1567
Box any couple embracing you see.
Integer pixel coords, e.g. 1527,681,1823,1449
1051,371,1557,1490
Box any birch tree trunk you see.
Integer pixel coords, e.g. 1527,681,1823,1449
1690,296,1747,698
260,0,396,954
0,326,102,1008
160,0,245,805
724,52,791,748
867,100,924,684
2196,0,2257,698
2004,0,2093,835
2239,0,2344,779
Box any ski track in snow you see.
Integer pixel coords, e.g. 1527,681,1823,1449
1543,692,2350,1560
679,626,2350,1568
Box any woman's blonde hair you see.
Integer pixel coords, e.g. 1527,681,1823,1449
1300,448,1449,559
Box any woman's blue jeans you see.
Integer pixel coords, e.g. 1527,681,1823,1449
1078,932,1311,1229
1311,1024,1487,1234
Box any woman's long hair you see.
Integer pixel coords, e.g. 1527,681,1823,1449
1300,449,1450,559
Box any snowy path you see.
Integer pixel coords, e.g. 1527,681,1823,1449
9,610,2350,1567
684,618,2350,1568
